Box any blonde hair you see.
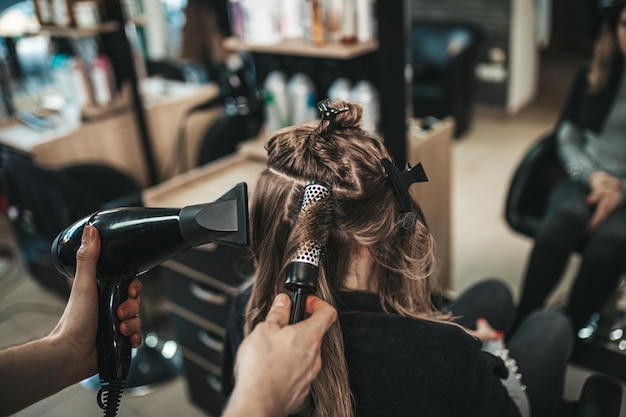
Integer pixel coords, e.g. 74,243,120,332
588,2,625,94
244,101,447,417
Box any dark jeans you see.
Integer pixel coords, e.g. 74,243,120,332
516,179,626,330
448,279,574,417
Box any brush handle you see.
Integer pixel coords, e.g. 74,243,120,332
289,288,308,324
285,262,319,324
96,274,132,384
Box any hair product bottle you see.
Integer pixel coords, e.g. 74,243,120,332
341,0,357,44
327,77,352,102
350,80,379,132
287,73,316,124
356,0,375,43
263,70,289,133
324,0,343,42
91,53,116,107
307,0,325,46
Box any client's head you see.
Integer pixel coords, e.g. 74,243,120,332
244,100,442,417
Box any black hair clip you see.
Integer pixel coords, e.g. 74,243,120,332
381,158,429,212
317,98,349,121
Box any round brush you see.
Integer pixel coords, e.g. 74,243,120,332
284,181,332,324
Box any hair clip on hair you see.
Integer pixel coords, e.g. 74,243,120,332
381,158,429,212
317,98,349,121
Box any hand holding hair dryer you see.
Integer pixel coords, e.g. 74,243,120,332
51,183,249,417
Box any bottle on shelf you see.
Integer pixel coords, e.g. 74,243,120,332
263,70,289,133
51,0,72,26
70,54,95,108
324,0,343,43
279,0,304,40
341,0,357,45
356,0,375,43
327,77,352,102
240,0,281,44
50,51,82,126
349,80,379,132
72,1,101,28
306,0,325,46
34,0,53,25
287,73,316,124
227,0,245,39
90,53,116,107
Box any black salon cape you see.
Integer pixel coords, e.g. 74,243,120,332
221,288,521,417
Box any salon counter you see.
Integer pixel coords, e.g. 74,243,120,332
0,80,221,188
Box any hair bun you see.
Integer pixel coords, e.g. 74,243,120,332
323,100,364,130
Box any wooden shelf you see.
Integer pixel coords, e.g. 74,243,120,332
37,21,119,38
223,37,378,60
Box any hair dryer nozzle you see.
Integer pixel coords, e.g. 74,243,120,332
179,182,249,248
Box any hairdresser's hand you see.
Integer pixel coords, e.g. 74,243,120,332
223,294,337,417
0,225,143,415
49,225,143,381
586,188,623,233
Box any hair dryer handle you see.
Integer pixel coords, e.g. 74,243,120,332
97,275,132,384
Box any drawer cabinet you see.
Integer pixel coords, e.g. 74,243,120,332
181,354,224,417
159,244,252,416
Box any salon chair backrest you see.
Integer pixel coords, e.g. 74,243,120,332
504,132,567,238
410,20,480,75
409,20,483,138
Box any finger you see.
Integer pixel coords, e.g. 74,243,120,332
587,207,605,233
72,225,101,293
120,317,141,335
130,332,143,348
128,279,143,298
118,297,141,320
264,293,291,327
298,296,338,337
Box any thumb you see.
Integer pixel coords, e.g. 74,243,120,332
71,225,100,295
263,293,291,327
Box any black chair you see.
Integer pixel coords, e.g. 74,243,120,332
196,109,264,167
409,20,483,138
505,132,566,237
504,132,626,383
0,153,142,299
146,59,187,82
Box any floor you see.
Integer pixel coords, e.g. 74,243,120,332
1,47,625,416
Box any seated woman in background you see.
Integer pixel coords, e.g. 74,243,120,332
221,100,572,417
514,0,626,333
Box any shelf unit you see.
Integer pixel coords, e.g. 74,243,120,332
37,21,120,37
223,37,379,59
224,0,410,165
25,5,159,185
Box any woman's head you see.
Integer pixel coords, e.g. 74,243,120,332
589,0,626,93
244,100,441,417
249,101,438,319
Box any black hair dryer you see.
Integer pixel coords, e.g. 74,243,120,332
51,183,249,417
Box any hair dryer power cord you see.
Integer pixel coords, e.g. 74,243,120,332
97,380,124,417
